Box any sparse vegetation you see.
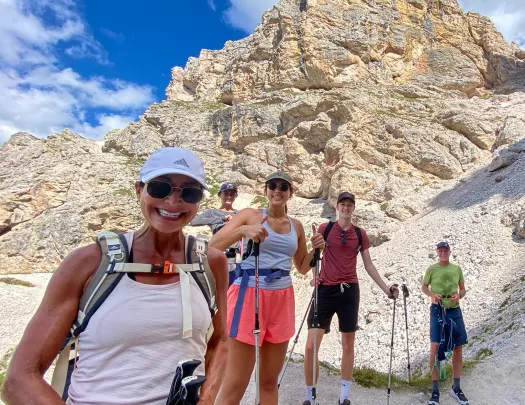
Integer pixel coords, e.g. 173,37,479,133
114,188,135,198
380,202,389,211
0,348,15,395
252,195,269,208
353,367,405,389
0,277,35,287
498,296,512,313
199,172,221,210
124,156,143,167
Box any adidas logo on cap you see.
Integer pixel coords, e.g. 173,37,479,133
173,158,190,168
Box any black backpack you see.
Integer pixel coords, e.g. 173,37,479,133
323,221,362,253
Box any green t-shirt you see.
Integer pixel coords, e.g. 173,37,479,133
423,262,464,308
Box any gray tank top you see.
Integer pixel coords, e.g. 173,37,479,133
236,209,298,289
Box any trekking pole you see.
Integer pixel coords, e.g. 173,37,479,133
311,247,321,404
387,285,398,405
278,296,313,388
253,242,261,405
401,284,411,383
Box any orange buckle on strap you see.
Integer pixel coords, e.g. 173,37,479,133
152,261,177,274
163,261,176,274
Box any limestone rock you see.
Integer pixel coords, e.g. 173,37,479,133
488,149,519,172
494,117,525,150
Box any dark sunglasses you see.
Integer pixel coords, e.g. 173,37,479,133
146,181,203,203
340,231,347,245
267,182,290,192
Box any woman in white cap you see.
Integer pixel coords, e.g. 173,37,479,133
3,148,228,405
210,171,325,405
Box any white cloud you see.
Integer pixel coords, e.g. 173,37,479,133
0,0,155,145
73,114,136,140
207,0,216,12
100,28,125,43
458,1,524,47
223,0,278,33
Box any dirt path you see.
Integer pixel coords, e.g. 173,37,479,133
2,274,524,405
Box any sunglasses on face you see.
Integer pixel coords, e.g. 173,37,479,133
267,182,290,192
340,231,347,245
146,181,203,203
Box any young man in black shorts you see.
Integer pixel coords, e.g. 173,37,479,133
303,192,399,405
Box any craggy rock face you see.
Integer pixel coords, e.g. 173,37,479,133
1,0,525,274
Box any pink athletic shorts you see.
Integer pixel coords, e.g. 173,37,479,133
227,284,295,346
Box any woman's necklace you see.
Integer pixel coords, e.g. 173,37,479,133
267,210,287,222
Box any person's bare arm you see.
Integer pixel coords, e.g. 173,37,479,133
2,244,100,405
361,249,398,298
292,221,324,275
209,208,267,251
450,282,466,303
199,247,229,405
421,283,442,304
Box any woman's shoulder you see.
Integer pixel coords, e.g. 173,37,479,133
237,207,263,218
289,216,305,234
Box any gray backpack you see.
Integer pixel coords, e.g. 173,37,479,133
50,231,217,400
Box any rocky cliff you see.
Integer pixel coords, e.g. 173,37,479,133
1,0,524,377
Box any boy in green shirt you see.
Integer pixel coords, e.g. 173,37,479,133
422,242,469,405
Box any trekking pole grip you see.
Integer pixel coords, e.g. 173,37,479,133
389,283,399,300
402,284,409,298
314,247,320,262
253,241,260,257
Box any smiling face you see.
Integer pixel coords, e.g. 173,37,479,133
337,199,355,219
437,247,451,265
265,179,292,208
220,189,237,205
135,174,202,233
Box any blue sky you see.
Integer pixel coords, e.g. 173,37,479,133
0,0,523,145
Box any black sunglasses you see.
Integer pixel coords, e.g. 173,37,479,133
146,181,203,203
267,182,290,192
340,231,347,245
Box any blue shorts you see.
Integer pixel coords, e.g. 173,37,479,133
430,304,468,346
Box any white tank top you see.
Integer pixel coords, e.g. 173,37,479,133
67,249,211,404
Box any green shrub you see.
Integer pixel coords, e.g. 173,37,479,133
0,277,35,287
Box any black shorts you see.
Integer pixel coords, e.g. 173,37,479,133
307,283,360,333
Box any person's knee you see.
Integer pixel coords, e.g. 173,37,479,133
305,335,315,356
341,334,355,354
260,375,278,392
429,343,439,363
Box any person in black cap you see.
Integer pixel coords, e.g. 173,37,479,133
191,182,239,234
302,192,399,405
422,242,469,405
191,182,241,286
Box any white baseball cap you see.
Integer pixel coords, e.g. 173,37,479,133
139,147,209,189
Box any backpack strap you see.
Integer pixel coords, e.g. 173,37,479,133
187,235,217,342
354,226,362,253
51,231,129,397
323,221,363,253
323,221,336,247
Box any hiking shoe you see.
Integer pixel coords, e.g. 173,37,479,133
302,401,311,405
428,389,440,405
450,386,469,405
339,400,351,405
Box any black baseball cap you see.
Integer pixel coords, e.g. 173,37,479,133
218,182,238,196
337,192,356,203
436,241,450,249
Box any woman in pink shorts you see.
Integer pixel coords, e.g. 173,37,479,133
210,171,324,405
